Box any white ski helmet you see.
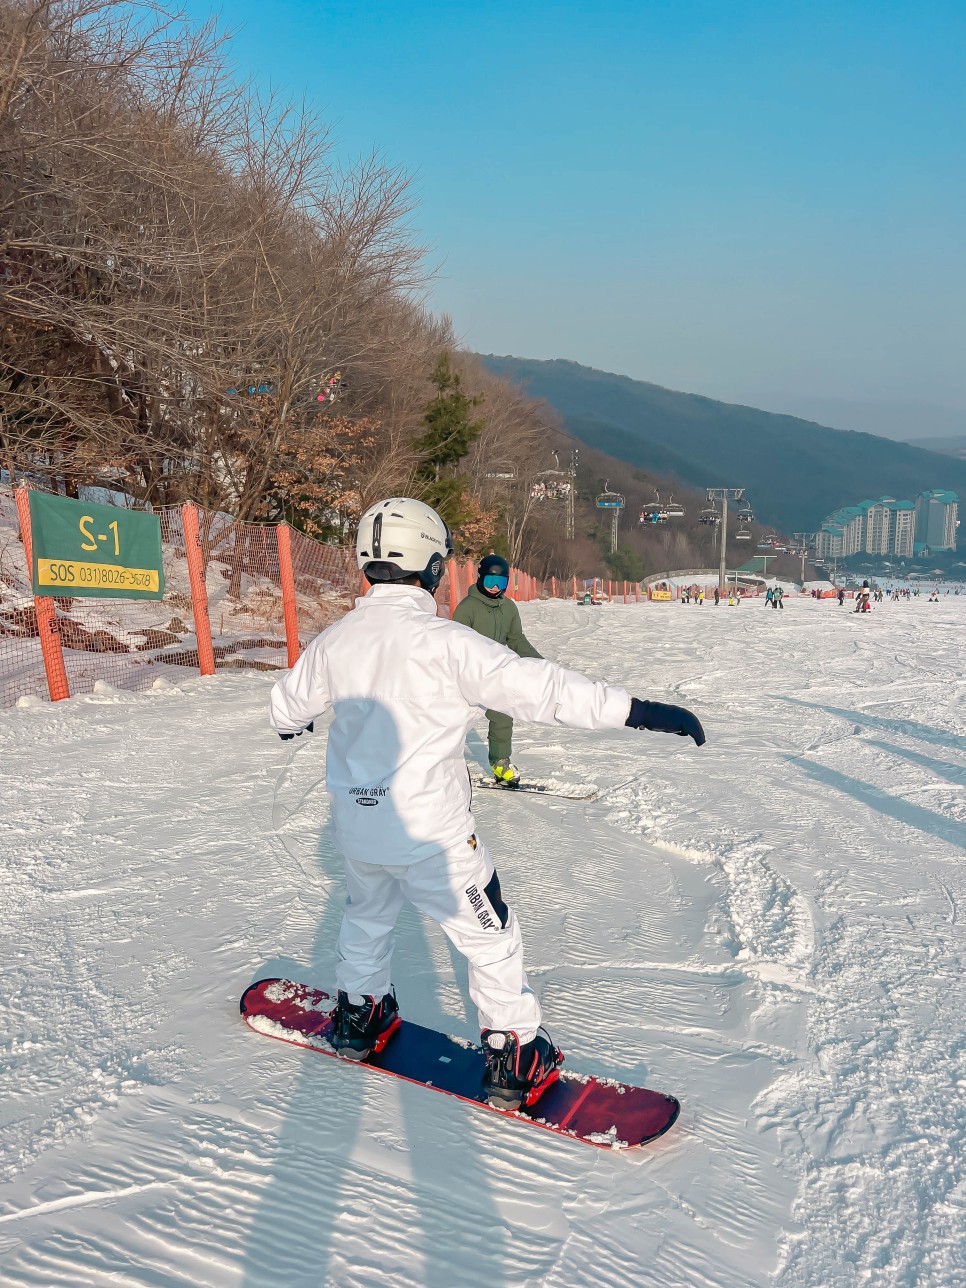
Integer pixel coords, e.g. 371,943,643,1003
356,497,453,590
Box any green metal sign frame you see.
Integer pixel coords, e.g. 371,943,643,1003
28,492,165,600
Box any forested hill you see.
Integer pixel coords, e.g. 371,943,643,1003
479,356,966,533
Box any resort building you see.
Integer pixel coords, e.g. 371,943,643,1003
914,490,959,553
816,492,954,559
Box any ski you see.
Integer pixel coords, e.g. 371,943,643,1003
241,978,680,1151
471,775,598,801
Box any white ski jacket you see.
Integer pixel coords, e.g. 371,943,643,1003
269,584,632,864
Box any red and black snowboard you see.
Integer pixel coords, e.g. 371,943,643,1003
240,978,680,1151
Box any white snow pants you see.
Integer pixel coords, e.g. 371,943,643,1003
336,835,542,1041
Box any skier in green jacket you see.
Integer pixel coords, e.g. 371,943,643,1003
452,554,541,785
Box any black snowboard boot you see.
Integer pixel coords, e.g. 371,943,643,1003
481,1029,563,1109
330,989,400,1060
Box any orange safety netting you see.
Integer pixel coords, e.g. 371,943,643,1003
1,482,610,709
0,490,354,707
185,509,355,667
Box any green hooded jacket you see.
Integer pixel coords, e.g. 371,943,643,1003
452,584,542,659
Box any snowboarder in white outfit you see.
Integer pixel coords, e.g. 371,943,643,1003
269,498,706,1109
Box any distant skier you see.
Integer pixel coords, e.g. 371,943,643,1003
765,587,774,607
452,554,540,786
838,587,845,606
855,580,872,613
774,585,785,610
268,498,706,1110
713,586,720,606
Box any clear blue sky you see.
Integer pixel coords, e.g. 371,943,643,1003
183,0,966,424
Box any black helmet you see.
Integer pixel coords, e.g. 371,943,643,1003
477,553,510,596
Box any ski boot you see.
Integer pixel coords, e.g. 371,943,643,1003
491,758,520,788
329,989,401,1060
481,1029,563,1109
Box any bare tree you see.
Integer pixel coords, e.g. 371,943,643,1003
0,0,565,592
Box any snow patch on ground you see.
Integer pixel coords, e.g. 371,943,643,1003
1,595,964,1285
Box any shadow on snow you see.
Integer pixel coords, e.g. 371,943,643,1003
239,708,515,1288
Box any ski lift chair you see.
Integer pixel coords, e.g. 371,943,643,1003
596,482,625,509
647,490,671,522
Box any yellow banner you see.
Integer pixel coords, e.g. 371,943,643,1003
649,589,672,601
37,558,160,594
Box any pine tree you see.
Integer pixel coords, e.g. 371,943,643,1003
604,544,646,583
414,353,485,528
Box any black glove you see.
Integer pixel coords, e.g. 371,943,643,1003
626,699,705,747
279,721,314,742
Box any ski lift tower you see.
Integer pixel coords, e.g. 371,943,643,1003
793,533,815,584
596,480,625,554
565,450,578,540
706,487,745,592
536,449,578,539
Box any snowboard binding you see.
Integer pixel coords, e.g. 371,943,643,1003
329,989,401,1061
481,1028,564,1110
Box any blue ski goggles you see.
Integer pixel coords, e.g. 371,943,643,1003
482,574,509,592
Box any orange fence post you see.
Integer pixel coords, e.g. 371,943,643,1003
16,487,70,702
551,576,557,598
276,523,300,667
572,575,578,599
635,582,640,603
448,559,460,619
181,503,216,677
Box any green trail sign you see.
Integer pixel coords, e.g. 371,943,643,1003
28,492,164,600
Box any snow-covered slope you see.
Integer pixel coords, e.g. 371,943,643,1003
1,596,964,1287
